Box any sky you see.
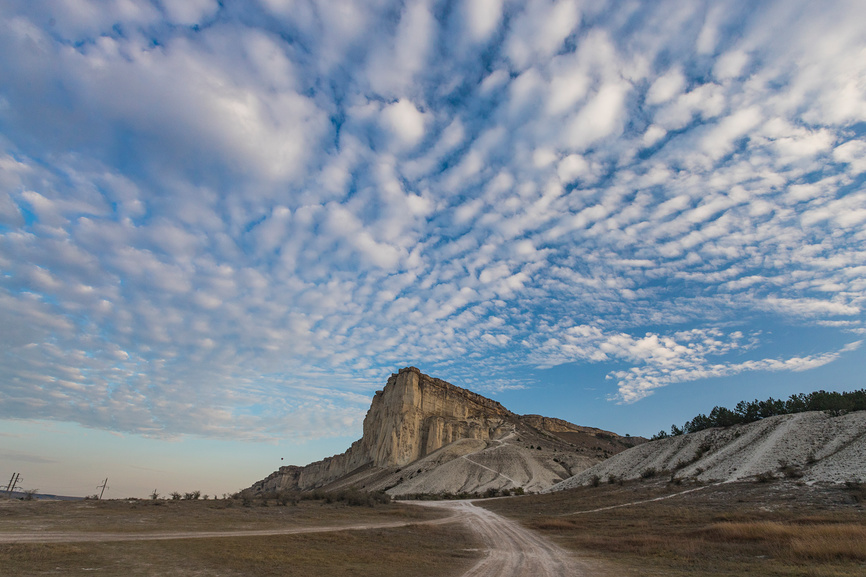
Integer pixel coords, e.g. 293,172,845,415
1,0,865,499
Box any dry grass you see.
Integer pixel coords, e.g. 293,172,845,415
482,480,866,577
706,522,866,562
0,496,441,534
0,525,478,577
0,498,479,576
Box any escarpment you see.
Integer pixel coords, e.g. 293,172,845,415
250,367,642,496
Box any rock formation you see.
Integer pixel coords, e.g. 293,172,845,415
250,367,642,496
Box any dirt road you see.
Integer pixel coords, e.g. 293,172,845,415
419,500,595,577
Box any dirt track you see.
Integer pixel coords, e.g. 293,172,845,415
419,500,594,577
0,517,453,544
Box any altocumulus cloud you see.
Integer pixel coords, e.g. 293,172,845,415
0,0,864,441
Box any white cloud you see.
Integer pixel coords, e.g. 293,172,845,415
564,81,629,150
461,0,503,43
646,67,686,105
504,0,581,71
700,106,763,159
381,99,428,149
713,50,750,81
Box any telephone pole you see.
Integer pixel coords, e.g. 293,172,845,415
97,478,109,500
5,473,20,496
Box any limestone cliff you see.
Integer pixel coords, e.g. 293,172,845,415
250,367,641,495
251,367,515,492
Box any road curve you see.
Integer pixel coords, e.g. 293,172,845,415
417,500,594,577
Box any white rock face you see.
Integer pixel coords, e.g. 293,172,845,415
550,410,866,491
252,367,517,492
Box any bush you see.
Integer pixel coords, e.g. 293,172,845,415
778,460,804,479
276,491,299,506
755,471,775,483
589,474,601,487
640,468,657,479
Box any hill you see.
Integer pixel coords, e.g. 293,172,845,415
551,410,866,491
250,367,643,496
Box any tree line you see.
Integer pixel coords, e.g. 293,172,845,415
652,389,866,440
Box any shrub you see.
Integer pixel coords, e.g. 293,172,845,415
170,491,181,500
640,468,657,479
149,490,159,500
778,460,804,479
755,471,775,483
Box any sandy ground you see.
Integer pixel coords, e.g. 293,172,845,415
416,501,598,577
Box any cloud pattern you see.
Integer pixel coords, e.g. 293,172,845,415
0,0,864,441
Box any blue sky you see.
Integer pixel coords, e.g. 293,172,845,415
1,0,864,498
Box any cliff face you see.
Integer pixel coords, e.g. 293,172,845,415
361,367,514,466
251,367,516,492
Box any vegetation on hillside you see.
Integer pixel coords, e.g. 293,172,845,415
652,389,866,440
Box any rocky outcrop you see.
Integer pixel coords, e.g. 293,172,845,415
250,367,642,495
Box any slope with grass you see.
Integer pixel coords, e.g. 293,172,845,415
552,410,866,490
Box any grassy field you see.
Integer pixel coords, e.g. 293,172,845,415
480,479,866,577
0,497,480,577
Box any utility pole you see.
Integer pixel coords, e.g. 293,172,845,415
6,473,20,496
97,478,109,500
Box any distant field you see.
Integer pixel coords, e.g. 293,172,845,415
0,497,480,577
480,479,866,577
